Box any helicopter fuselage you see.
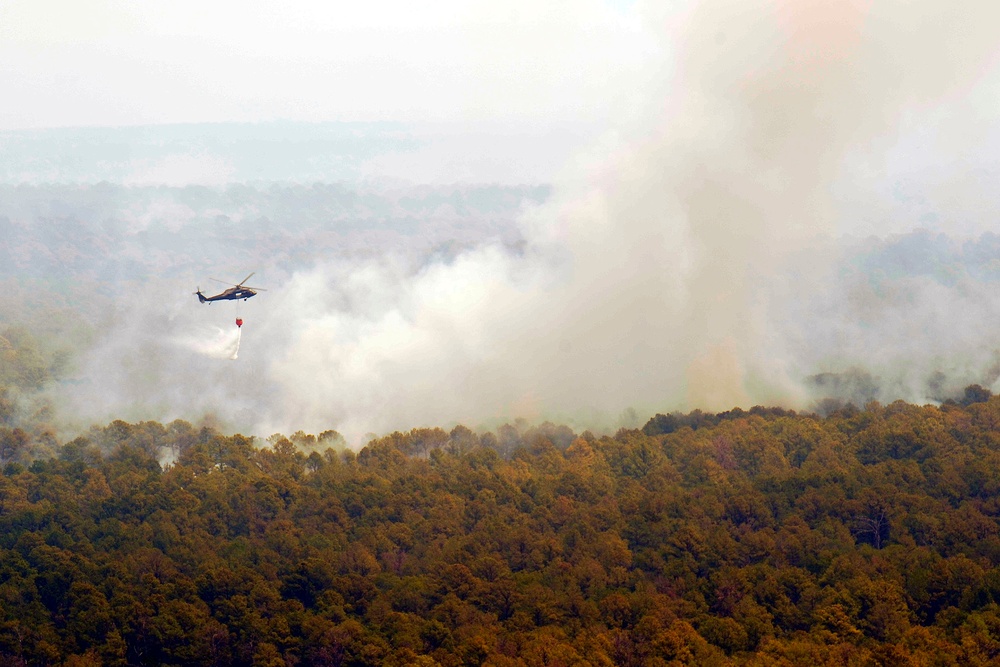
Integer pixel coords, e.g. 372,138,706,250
196,288,257,303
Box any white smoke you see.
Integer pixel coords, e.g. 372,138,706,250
46,290,270,437
40,0,1000,444
238,0,1000,441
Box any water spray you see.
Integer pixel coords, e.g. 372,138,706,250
230,326,241,360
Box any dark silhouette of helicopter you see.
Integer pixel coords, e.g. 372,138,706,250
195,273,266,303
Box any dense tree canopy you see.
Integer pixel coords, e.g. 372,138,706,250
3,395,1000,664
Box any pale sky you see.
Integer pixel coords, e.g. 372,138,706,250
0,0,655,130
4,0,1000,234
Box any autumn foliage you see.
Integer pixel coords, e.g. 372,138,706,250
4,397,1000,664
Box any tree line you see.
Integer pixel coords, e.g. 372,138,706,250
3,391,1000,664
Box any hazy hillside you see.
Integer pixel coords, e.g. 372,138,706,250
0,122,593,186
3,175,1000,443
0,181,547,286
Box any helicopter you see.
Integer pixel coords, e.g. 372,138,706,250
194,272,266,303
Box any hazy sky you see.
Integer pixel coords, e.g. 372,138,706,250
0,0,653,130
6,0,1000,224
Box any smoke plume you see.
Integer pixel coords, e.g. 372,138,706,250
28,0,1000,445
235,0,1000,440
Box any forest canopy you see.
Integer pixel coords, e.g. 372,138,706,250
3,392,1000,665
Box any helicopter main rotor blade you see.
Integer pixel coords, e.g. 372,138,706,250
209,278,237,286
241,286,267,291
238,272,255,286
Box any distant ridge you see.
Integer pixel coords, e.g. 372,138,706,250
0,120,589,186
0,121,416,185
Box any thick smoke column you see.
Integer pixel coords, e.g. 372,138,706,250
253,0,1000,440
45,1,1000,442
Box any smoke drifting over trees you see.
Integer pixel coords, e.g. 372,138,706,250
3,0,1000,443
257,0,1000,439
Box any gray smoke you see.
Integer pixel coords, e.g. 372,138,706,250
242,0,1000,440
31,0,1000,444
